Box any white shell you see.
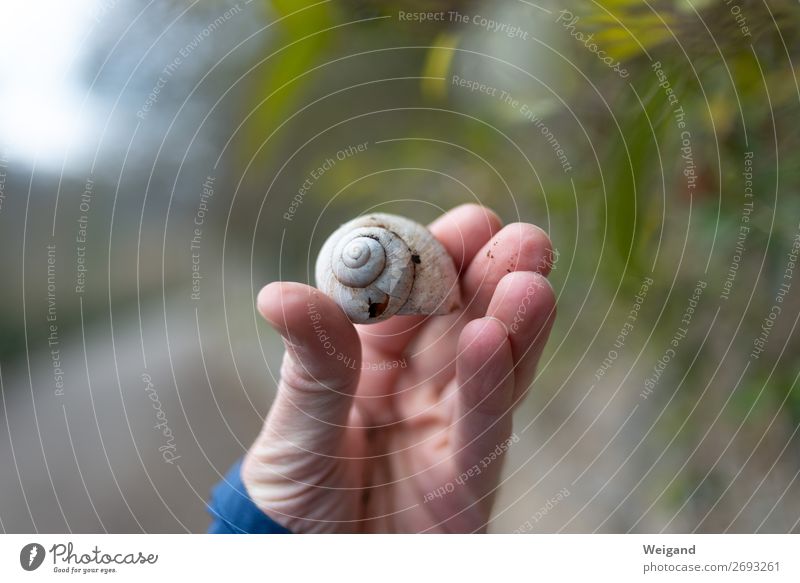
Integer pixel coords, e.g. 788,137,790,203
315,213,461,324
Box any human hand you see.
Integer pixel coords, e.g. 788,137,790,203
242,204,556,532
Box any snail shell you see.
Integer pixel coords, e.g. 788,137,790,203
315,213,461,324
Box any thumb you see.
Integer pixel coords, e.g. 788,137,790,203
254,282,361,458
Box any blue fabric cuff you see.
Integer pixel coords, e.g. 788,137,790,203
207,457,292,534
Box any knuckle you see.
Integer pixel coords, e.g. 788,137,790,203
279,352,357,396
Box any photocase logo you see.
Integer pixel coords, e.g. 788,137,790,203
20,543,46,571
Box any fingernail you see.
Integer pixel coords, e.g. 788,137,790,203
484,316,508,336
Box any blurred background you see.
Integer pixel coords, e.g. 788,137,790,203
0,0,799,533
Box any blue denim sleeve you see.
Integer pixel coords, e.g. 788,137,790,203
207,457,292,534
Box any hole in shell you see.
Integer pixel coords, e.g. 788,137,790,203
368,297,390,319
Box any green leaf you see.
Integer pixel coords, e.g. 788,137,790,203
240,1,337,169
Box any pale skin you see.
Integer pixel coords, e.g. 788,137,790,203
242,204,557,532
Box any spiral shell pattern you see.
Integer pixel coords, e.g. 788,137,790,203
315,213,461,324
